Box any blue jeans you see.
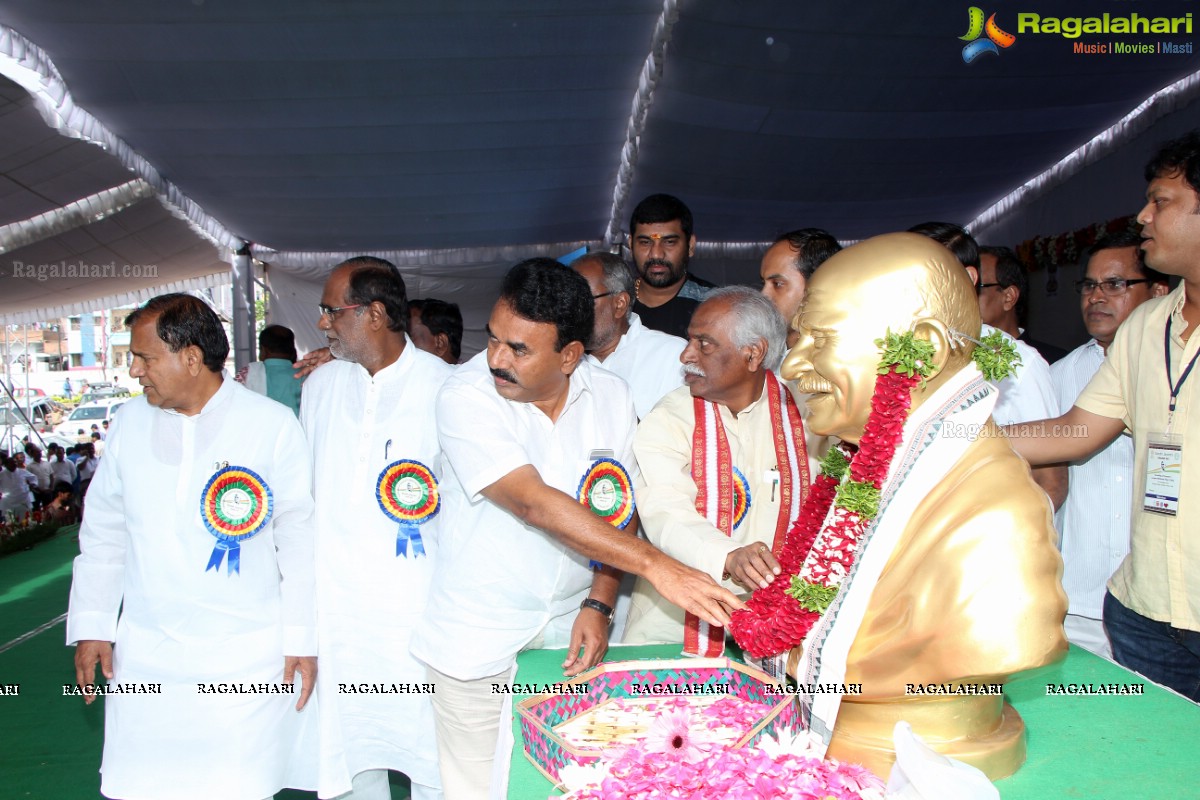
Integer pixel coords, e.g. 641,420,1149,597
1103,592,1200,702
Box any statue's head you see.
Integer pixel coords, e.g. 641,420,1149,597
783,232,981,443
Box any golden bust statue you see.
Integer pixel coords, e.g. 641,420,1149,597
780,232,1067,779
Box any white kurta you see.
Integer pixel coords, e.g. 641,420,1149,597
66,378,318,800
300,344,453,797
1052,340,1134,622
623,382,823,645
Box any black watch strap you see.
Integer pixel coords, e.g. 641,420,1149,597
580,597,615,624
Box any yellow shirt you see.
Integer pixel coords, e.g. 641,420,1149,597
1076,283,1200,632
623,382,824,645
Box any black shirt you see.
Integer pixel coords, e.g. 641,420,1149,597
633,276,715,339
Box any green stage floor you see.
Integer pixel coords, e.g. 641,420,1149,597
0,528,409,800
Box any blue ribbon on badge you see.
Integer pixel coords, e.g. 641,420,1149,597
397,524,427,558
206,539,243,575
200,466,273,576
377,460,440,559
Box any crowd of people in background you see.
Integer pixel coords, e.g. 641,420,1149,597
0,439,88,524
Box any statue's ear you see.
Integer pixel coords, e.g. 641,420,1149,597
911,317,952,380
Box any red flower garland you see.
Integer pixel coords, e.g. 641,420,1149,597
730,369,920,659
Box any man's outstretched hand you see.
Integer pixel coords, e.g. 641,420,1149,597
646,556,745,627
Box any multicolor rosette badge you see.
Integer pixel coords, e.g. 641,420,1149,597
576,458,635,568
376,459,439,557
731,467,751,530
200,465,273,575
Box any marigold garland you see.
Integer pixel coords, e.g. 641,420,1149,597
729,331,931,659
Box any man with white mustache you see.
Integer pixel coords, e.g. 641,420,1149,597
623,287,824,655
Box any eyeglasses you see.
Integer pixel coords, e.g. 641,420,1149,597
977,282,1004,290
1074,279,1152,296
317,303,364,319
591,292,615,301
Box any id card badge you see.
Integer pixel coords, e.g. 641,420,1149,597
1143,432,1183,516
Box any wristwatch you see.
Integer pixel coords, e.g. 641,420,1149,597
580,597,616,625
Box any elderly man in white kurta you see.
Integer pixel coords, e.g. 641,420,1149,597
67,293,317,800
624,288,822,654
302,257,451,800
410,259,743,800
572,252,686,419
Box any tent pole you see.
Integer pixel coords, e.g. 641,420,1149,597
231,243,255,372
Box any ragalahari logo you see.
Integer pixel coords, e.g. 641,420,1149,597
960,7,1016,62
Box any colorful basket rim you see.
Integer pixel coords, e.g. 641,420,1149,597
517,656,796,788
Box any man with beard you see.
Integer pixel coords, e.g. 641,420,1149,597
572,251,686,419
629,193,716,338
303,257,451,799
1051,233,1169,659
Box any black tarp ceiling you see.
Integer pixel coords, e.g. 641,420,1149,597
3,0,1200,327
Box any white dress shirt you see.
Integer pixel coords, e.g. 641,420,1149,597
586,312,687,419
27,459,53,490
50,456,77,486
411,354,639,681
300,343,453,796
1052,339,1133,621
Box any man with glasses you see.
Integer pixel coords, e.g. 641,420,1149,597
572,251,685,419
1051,233,1169,659
909,222,1066,509
302,257,453,800
1008,131,1200,700
978,245,1068,364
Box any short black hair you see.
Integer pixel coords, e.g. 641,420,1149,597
1144,130,1200,196
980,245,1028,320
409,298,464,360
1087,231,1168,285
908,221,980,269
630,193,693,241
125,293,229,373
336,256,408,333
258,325,298,362
499,258,593,351
772,228,842,280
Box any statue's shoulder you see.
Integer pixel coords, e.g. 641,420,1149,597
923,424,1054,535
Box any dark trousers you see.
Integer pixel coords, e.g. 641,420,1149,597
1104,591,1200,702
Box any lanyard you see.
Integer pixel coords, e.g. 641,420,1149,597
1165,317,1200,428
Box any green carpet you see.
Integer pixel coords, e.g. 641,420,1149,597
0,526,411,799
0,526,78,644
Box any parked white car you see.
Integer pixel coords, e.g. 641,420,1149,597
55,397,128,439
